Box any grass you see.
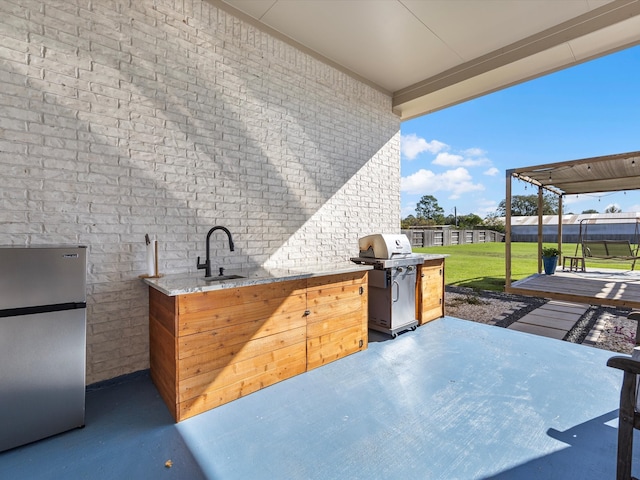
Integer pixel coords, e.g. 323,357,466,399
414,242,635,292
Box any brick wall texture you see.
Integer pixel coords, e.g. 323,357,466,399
0,0,401,384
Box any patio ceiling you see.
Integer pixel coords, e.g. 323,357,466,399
216,0,640,120
510,150,640,195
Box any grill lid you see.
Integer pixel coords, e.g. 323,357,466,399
358,234,412,259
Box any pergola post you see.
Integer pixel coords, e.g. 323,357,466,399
537,186,543,274
558,194,563,259
505,169,513,290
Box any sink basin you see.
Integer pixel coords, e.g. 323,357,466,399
204,274,245,282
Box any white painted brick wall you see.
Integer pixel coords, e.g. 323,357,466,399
0,0,400,384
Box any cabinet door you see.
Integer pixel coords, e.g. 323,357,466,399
417,260,445,325
306,271,368,370
176,280,308,420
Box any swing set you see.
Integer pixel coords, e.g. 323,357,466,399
575,217,640,271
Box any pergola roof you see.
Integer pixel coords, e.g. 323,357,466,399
510,150,640,196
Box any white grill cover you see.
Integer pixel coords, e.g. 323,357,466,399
358,234,412,258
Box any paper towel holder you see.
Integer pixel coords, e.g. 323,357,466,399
139,240,163,278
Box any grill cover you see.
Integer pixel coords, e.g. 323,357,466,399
358,234,412,259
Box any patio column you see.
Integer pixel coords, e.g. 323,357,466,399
505,169,513,289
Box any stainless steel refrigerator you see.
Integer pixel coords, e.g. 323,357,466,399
0,245,87,452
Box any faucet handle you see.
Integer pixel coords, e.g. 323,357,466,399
196,256,206,270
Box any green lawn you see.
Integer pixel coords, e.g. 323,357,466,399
414,242,635,292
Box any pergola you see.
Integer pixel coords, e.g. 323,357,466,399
504,150,640,291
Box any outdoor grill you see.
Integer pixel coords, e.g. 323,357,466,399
351,234,424,337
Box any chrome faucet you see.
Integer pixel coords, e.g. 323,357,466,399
197,226,235,277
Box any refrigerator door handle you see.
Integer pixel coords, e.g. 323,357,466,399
0,302,87,318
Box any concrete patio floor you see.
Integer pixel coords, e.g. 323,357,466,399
0,317,636,479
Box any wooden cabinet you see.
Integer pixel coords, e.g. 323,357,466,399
416,258,445,325
306,273,368,370
149,271,368,421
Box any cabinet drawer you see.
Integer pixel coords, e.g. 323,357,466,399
178,292,306,336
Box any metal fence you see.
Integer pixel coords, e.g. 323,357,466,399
511,223,639,243
402,228,504,247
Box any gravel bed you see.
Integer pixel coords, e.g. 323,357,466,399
566,305,636,354
445,286,637,355
445,286,547,327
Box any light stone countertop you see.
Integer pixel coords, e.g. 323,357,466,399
143,262,374,296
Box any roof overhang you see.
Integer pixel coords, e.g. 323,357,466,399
217,0,640,120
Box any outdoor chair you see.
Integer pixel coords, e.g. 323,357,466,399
607,311,640,480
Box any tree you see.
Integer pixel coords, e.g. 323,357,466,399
415,195,444,224
401,215,419,228
458,214,483,229
496,194,558,216
582,209,599,214
400,214,434,228
484,213,505,233
605,204,622,213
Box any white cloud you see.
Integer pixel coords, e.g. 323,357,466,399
432,152,464,167
401,203,417,218
401,167,485,197
401,134,447,160
433,151,491,168
477,199,499,216
626,204,640,213
463,147,486,157
562,194,591,206
484,167,499,176
401,170,435,194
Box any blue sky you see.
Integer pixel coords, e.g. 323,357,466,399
400,44,640,220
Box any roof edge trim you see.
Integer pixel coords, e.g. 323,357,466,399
393,0,640,108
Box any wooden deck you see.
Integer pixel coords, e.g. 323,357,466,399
506,267,640,309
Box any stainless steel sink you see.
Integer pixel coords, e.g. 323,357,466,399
204,274,245,282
